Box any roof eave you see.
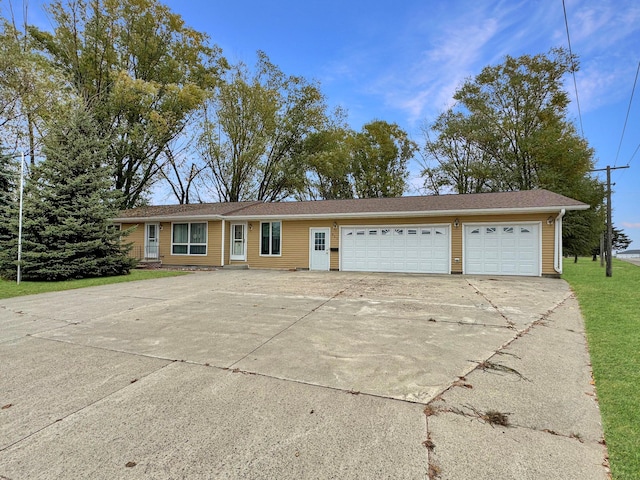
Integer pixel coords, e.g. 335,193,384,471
113,214,224,223
113,204,588,223
224,204,589,221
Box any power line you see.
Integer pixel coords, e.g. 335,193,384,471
614,61,640,167
562,0,584,137
627,142,640,167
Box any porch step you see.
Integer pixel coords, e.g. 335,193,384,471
135,260,162,269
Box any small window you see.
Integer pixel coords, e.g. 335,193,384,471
314,232,325,251
394,228,404,235
470,228,480,234
520,227,531,234
261,221,281,256
345,230,353,236
381,229,390,235
356,230,365,236
503,227,514,234
486,227,496,234
368,229,378,235
421,229,431,235
435,228,445,235
407,229,417,235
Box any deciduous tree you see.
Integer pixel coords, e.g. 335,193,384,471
0,18,67,164
350,120,417,198
420,48,604,252
29,0,225,207
300,120,354,200
199,52,327,202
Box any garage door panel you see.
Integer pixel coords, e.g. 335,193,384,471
464,224,540,276
341,225,449,274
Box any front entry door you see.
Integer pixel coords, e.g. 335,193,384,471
230,223,246,261
309,228,330,271
145,223,159,259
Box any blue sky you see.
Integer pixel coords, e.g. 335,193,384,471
14,0,640,248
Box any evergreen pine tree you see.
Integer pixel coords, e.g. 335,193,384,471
12,109,135,281
0,149,18,278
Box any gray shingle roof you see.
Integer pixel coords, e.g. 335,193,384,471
114,189,588,221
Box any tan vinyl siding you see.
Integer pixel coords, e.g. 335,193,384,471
121,223,143,258
124,212,561,275
244,219,336,270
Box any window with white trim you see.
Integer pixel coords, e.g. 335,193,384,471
172,222,207,255
261,221,281,255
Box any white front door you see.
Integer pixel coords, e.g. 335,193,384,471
145,223,159,259
310,228,330,271
230,223,247,261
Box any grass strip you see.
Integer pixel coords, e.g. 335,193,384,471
563,258,640,480
0,269,188,300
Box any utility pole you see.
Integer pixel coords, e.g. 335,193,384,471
591,165,630,277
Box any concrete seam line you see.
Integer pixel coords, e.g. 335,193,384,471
0,361,175,453
24,335,182,363
226,273,375,369
216,365,431,406
29,337,434,407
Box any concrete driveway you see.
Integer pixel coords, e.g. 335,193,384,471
0,270,608,479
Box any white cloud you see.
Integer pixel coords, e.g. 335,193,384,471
356,0,564,125
622,222,640,229
369,3,509,123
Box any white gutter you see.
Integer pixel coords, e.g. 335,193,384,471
221,219,225,267
554,209,566,274
113,214,225,223
114,205,589,224
223,205,589,222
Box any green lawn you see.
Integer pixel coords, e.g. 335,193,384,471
563,258,640,480
0,269,188,300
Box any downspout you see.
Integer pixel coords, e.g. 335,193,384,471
554,209,565,274
221,220,226,267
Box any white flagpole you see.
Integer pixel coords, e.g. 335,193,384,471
17,152,24,285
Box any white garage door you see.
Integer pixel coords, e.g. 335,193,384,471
341,225,450,274
464,224,540,276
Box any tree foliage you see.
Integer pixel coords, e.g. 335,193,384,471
590,225,633,261
612,226,632,252
0,109,135,281
28,0,224,207
0,148,17,274
350,120,417,198
0,17,67,163
198,52,327,202
300,113,354,200
420,48,604,251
